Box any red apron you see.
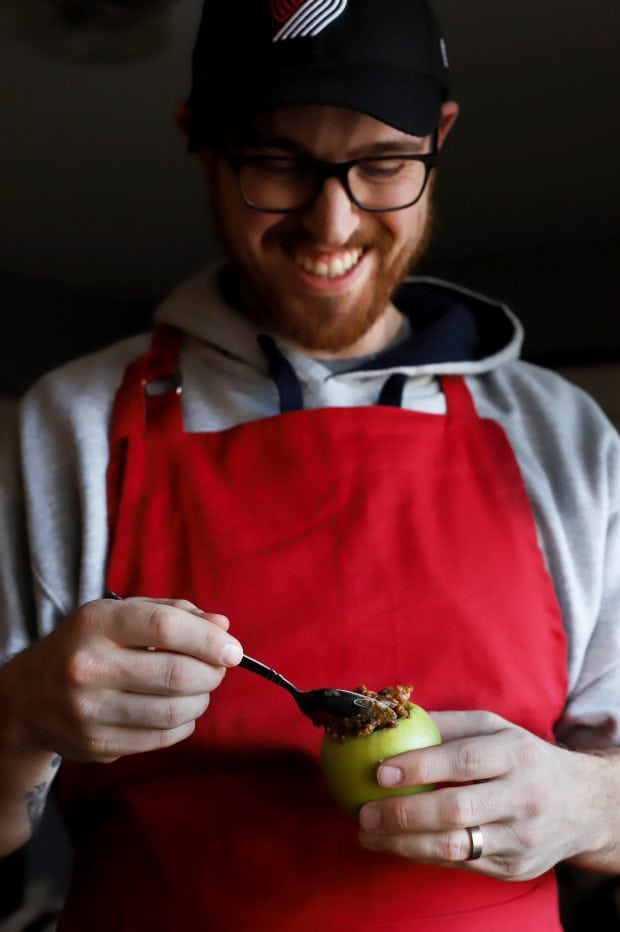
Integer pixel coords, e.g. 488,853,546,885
57,325,568,931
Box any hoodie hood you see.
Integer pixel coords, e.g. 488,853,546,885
155,264,523,377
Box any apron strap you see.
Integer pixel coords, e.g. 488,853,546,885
109,325,184,445
107,326,184,541
377,373,478,417
110,330,478,449
441,375,478,418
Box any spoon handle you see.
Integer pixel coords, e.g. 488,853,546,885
239,654,299,696
104,594,301,701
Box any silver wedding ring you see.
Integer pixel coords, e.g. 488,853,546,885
466,825,484,860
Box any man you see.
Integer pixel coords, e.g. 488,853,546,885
0,1,618,929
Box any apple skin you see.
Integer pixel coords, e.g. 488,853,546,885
320,703,441,815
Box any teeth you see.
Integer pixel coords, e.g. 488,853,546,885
294,248,363,278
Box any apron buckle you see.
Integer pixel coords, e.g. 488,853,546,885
142,370,183,397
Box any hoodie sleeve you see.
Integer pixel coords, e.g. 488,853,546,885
0,333,150,661
554,497,620,749
0,405,40,660
470,363,620,749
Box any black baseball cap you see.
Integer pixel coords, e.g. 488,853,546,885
187,0,451,151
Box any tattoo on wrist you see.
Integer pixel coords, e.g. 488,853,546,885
24,756,61,831
25,782,48,832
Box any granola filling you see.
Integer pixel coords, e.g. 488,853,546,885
324,684,413,741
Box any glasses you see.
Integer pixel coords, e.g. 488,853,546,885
220,139,438,213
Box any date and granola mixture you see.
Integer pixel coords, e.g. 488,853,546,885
324,684,412,740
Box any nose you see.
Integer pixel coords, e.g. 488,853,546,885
299,177,361,246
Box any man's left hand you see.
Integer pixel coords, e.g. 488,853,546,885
358,710,620,879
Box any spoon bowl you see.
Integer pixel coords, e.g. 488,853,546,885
102,594,393,731
239,654,397,730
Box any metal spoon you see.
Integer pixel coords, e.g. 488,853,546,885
238,654,397,730
103,593,393,730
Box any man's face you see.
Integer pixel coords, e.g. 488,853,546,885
204,104,457,356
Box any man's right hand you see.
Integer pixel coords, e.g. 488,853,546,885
1,596,243,763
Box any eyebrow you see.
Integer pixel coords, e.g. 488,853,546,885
235,134,427,158
348,139,426,157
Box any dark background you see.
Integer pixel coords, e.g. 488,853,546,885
0,0,619,397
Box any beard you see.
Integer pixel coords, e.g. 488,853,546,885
211,181,437,354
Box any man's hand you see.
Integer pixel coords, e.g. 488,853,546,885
1,596,243,763
358,711,620,879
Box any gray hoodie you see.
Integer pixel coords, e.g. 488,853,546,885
1,265,619,749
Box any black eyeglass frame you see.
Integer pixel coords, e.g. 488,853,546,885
219,135,439,214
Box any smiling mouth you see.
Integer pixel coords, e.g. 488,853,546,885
292,247,364,279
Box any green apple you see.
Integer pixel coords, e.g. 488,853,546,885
320,703,441,815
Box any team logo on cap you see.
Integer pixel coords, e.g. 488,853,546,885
270,0,348,41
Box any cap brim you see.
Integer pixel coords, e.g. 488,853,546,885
189,61,443,150
255,62,443,138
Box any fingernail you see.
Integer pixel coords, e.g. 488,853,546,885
359,805,381,831
377,765,402,787
221,642,243,666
